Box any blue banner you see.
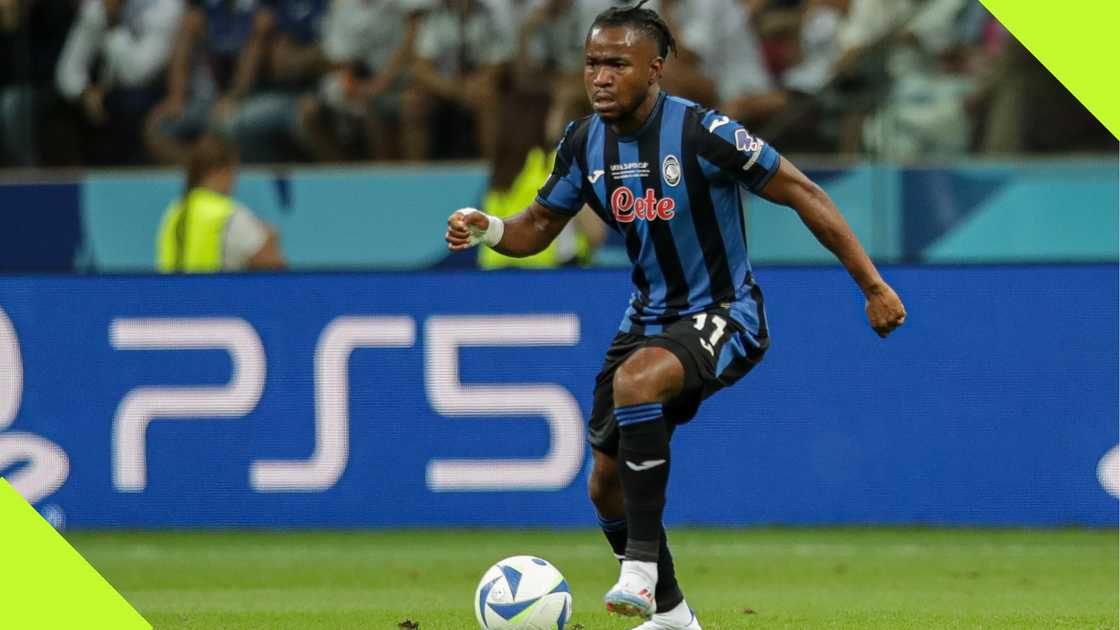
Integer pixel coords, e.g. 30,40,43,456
0,266,1116,528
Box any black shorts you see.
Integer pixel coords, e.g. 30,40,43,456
587,305,769,455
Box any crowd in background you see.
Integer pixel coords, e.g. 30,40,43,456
0,0,1113,170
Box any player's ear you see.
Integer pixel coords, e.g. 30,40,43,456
649,57,664,84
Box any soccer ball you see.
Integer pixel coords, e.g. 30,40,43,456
474,555,572,630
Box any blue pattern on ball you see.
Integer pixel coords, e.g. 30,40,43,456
489,597,541,621
499,564,523,600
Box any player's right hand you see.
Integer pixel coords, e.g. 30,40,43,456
445,208,489,251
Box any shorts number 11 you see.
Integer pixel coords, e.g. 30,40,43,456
692,313,727,356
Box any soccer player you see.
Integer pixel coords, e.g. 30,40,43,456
445,2,906,628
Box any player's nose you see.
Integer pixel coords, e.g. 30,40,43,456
591,68,612,87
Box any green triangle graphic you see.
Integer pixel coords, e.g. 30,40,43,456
0,479,150,629
980,0,1119,139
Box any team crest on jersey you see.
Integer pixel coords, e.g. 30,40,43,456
611,188,676,223
662,155,681,187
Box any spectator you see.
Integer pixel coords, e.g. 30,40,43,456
782,0,844,95
618,0,717,106
595,0,779,115
145,0,327,165
508,0,584,94
833,0,975,160
246,0,331,161
503,0,586,163
1,0,80,166
753,0,844,152
55,0,184,165
405,0,510,160
157,134,285,272
965,10,1114,155
307,0,431,161
145,0,266,163
686,0,785,122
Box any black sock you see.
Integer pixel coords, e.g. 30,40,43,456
615,403,671,561
600,517,684,611
656,527,684,611
597,512,628,560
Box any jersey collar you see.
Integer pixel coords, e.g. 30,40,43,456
613,90,667,142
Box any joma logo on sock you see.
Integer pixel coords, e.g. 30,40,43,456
625,459,666,471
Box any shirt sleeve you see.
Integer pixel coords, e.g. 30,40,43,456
693,110,781,193
222,205,270,270
534,121,585,216
321,0,359,63
55,0,106,100
714,5,774,100
102,0,183,89
398,0,437,11
836,0,898,53
415,12,443,61
479,16,514,66
909,0,969,55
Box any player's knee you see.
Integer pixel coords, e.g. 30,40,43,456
612,363,652,403
612,353,680,405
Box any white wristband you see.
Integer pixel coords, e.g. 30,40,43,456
457,207,505,248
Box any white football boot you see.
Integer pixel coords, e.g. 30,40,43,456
604,560,658,618
631,600,702,629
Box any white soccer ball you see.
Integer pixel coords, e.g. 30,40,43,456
474,555,572,630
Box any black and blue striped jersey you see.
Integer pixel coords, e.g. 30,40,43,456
535,91,782,344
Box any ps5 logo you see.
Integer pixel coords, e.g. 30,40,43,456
110,314,584,494
0,307,70,505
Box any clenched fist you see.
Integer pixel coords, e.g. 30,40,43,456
865,282,906,338
445,208,493,251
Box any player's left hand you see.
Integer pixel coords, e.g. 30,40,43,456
864,282,906,338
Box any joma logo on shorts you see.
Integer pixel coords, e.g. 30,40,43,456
611,188,676,223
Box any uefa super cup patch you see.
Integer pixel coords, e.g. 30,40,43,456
609,161,650,179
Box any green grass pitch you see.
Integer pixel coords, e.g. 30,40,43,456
68,528,1117,629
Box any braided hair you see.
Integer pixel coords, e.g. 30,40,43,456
590,0,677,59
